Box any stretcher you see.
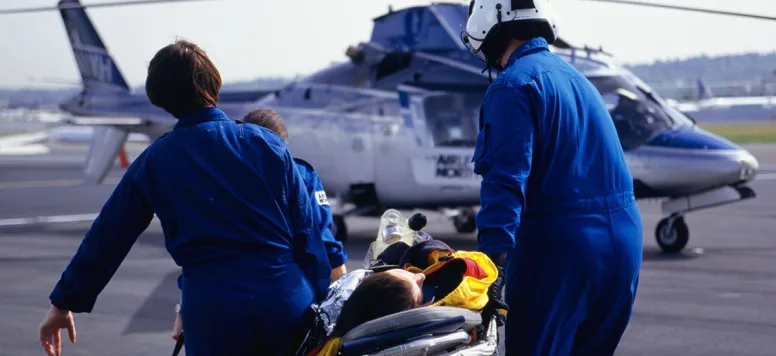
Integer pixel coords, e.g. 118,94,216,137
172,210,501,356
294,270,500,356
303,304,499,356
173,308,498,356
294,210,501,356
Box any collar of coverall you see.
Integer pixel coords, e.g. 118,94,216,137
503,37,550,71
174,107,231,130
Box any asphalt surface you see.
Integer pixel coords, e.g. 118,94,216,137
0,148,775,355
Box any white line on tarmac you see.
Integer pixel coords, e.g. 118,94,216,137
756,173,776,181
760,164,776,171
0,179,82,189
0,213,97,227
0,178,121,189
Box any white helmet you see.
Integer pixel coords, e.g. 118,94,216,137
462,0,559,62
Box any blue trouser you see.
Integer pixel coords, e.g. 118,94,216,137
503,203,643,356
180,261,316,356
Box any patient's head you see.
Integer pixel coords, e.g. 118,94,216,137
332,269,425,337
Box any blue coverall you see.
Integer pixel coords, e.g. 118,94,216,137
48,108,331,355
291,157,348,269
473,38,643,355
175,157,348,286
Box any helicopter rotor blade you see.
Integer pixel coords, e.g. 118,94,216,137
0,0,221,15
581,0,776,22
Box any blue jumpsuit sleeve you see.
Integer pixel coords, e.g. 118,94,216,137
286,154,331,302
308,173,347,268
473,85,535,255
49,155,155,313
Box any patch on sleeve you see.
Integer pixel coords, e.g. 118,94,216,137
314,191,330,206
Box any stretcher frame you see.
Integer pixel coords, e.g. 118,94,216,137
298,305,500,356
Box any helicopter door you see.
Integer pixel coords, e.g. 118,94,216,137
410,91,481,188
372,85,480,207
372,85,429,205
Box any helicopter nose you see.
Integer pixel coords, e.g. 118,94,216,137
737,149,759,182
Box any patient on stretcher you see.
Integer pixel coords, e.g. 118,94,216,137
307,239,498,355
331,269,425,337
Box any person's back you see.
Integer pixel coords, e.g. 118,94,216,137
143,113,327,354
463,2,643,355
140,112,305,269
169,108,349,348
292,158,348,268
40,40,330,356
481,36,643,356
495,43,635,214
238,107,348,277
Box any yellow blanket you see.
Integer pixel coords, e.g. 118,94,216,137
406,250,498,311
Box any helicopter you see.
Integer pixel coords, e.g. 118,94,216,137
0,0,762,253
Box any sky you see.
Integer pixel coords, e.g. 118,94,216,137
0,0,774,89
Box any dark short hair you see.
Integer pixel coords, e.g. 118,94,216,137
481,22,550,66
332,272,418,337
145,39,222,118
242,108,289,142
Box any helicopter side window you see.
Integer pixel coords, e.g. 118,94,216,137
588,75,673,150
422,92,482,147
376,53,413,81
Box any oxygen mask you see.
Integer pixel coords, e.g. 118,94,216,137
363,210,431,269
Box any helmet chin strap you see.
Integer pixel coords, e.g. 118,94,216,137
480,58,503,84
480,39,507,84
479,4,506,84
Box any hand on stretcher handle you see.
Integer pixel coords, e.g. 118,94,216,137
172,307,184,356
172,333,184,356
172,311,183,341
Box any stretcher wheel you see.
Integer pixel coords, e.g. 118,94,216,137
655,216,689,254
333,215,348,243
453,209,477,234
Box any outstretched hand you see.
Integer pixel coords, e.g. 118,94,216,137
172,312,183,341
38,305,76,356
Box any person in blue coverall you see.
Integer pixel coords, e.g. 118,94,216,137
241,108,348,280
171,108,349,342
37,40,331,356
462,1,643,355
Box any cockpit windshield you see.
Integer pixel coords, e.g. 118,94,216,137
618,68,696,127
587,75,678,150
418,74,691,150
422,92,483,147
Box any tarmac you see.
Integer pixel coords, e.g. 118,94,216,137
0,144,774,355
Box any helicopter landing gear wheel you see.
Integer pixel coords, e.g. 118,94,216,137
453,209,477,234
332,215,348,243
655,215,689,254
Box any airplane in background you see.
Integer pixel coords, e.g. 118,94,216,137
0,0,763,254
668,79,776,123
582,1,776,124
